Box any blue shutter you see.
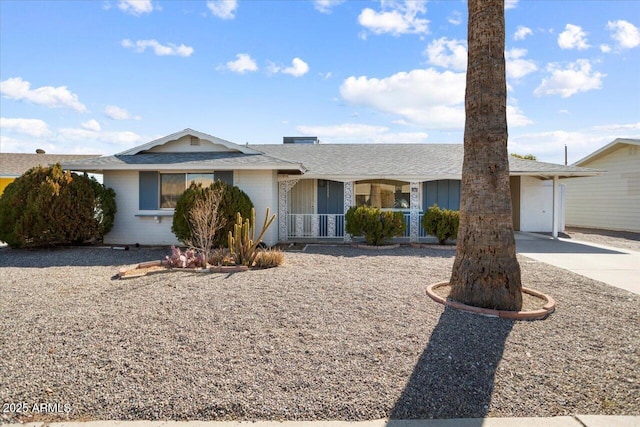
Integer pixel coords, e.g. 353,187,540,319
139,171,159,210
448,180,461,210
216,171,233,186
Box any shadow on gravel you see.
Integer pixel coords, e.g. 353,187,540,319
387,306,514,424
0,246,168,267
516,238,625,255
304,245,456,259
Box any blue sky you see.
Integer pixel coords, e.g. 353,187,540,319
1,0,639,164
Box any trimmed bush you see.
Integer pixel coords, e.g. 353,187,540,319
253,248,285,269
422,204,460,245
172,181,253,248
0,164,117,248
345,205,405,246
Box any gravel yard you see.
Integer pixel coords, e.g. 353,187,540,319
563,227,640,252
1,244,639,423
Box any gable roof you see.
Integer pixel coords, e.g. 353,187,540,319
252,143,600,180
117,128,262,155
572,138,640,166
0,153,101,177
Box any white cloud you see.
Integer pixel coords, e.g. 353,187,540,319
607,20,640,49
505,48,537,79
118,0,155,15
104,105,141,120
534,59,604,98
81,119,102,132
506,104,532,127
514,26,533,41
447,11,462,26
340,68,466,129
314,0,344,14
296,123,429,144
225,53,258,74
0,77,87,113
425,37,467,71
56,127,145,146
505,0,519,10
558,24,590,50
282,58,310,77
358,0,429,36
207,0,237,19
121,39,194,57
0,117,52,138
600,44,612,53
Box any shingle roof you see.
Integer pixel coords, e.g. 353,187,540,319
0,153,101,177
251,143,600,179
60,152,304,172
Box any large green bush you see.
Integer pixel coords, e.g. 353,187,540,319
0,164,117,248
172,180,253,248
422,204,460,245
345,205,405,245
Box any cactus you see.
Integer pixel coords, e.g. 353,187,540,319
228,207,276,266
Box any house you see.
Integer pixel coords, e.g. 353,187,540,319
0,151,101,195
563,138,640,232
61,128,600,246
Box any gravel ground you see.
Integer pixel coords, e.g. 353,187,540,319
562,227,640,252
1,244,639,423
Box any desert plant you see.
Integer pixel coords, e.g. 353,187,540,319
183,184,226,264
345,205,405,245
208,248,235,266
172,181,253,249
422,204,460,245
165,245,204,268
0,164,117,248
253,248,285,269
228,207,276,266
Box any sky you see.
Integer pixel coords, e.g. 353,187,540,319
1,0,639,165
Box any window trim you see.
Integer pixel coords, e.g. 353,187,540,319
354,179,420,211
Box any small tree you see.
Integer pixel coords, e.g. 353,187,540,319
510,153,537,160
345,206,405,246
422,204,460,245
184,184,226,265
173,181,253,248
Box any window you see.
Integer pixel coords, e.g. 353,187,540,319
159,173,214,208
355,179,411,209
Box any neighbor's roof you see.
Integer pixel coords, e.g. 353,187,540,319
0,153,101,177
572,138,640,166
251,143,601,180
60,151,305,173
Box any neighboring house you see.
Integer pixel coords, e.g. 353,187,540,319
0,152,101,195
62,128,600,246
563,138,640,232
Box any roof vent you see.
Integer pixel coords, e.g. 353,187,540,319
36,148,46,154
283,136,318,144
190,136,200,146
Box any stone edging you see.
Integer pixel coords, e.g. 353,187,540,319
426,281,556,320
351,244,400,250
118,260,248,279
409,243,456,250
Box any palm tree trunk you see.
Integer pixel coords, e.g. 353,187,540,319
449,0,523,311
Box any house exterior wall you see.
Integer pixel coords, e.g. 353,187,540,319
564,145,640,232
234,170,279,246
147,135,236,153
519,176,565,232
0,177,16,195
104,170,178,245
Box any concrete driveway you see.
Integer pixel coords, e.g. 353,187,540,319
516,232,640,296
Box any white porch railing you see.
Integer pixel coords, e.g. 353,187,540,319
287,214,345,238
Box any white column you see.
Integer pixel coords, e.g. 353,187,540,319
278,180,298,242
410,181,420,242
552,176,559,238
343,181,354,242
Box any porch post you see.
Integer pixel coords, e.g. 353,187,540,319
278,179,298,242
410,181,420,242
343,181,354,242
552,176,559,238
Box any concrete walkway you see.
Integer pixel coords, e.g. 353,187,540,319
515,232,640,296
5,416,640,427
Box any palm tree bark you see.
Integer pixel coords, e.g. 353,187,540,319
449,0,523,310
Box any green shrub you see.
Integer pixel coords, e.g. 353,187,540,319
345,205,405,245
422,204,460,245
172,180,253,248
0,164,117,248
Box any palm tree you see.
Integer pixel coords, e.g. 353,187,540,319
449,0,523,311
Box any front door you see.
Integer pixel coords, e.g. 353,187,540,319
317,180,344,237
